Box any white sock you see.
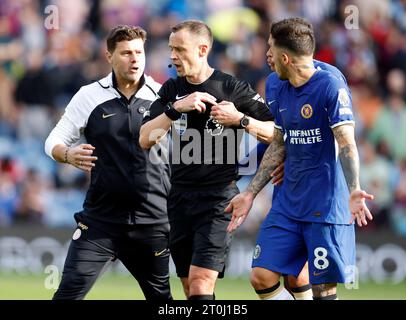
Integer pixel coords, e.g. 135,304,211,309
291,285,313,300
268,287,295,300
256,282,294,300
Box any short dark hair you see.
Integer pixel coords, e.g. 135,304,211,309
106,25,147,53
270,18,315,56
171,20,213,49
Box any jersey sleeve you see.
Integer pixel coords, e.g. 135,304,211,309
325,75,355,128
265,73,282,119
272,108,283,132
265,74,285,131
44,87,89,159
229,78,274,121
142,79,174,124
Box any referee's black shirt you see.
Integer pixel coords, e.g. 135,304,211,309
143,70,274,188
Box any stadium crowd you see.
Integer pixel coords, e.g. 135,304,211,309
1,0,406,237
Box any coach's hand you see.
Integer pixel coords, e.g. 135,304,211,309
173,92,217,113
66,144,97,172
271,162,284,185
210,101,243,126
349,189,374,227
225,191,254,233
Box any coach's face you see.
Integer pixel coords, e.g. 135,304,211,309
169,29,207,77
106,38,145,84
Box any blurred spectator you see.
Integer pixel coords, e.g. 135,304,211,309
15,50,54,107
13,168,45,225
391,159,406,235
236,35,269,91
53,0,91,35
359,140,395,229
0,156,22,225
99,0,148,33
351,83,383,131
368,69,406,161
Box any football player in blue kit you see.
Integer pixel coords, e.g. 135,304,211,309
258,24,352,300
226,17,374,300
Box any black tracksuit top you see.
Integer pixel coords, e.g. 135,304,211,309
45,72,170,225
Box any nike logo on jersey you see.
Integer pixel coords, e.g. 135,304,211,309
154,249,167,257
176,94,189,100
102,113,116,119
279,108,287,112
268,100,276,106
313,270,328,277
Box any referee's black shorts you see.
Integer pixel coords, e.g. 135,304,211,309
167,181,239,278
53,213,172,300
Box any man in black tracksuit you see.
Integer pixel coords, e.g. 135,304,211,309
140,20,275,300
44,26,171,300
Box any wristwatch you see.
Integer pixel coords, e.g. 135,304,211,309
240,115,250,128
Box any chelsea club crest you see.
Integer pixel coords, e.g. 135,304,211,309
301,104,313,119
253,245,261,259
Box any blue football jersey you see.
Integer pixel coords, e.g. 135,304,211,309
245,61,348,179
264,60,351,212
268,68,354,225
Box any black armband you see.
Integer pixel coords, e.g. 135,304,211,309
164,102,182,121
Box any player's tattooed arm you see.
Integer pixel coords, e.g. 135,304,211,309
332,124,360,193
333,123,374,226
247,128,285,196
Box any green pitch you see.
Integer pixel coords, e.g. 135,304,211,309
0,273,405,300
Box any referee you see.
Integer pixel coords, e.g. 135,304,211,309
140,20,275,300
44,25,172,300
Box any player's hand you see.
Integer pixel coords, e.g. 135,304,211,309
349,189,374,227
173,92,217,113
271,162,284,185
210,101,243,126
225,191,255,233
67,144,97,172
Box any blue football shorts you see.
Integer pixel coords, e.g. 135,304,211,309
251,210,356,284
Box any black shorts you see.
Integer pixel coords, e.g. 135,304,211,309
53,214,171,300
167,182,239,278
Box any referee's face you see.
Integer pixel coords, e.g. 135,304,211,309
107,38,146,84
169,30,204,77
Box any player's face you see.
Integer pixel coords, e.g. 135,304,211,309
272,45,290,80
106,38,145,84
169,30,204,77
